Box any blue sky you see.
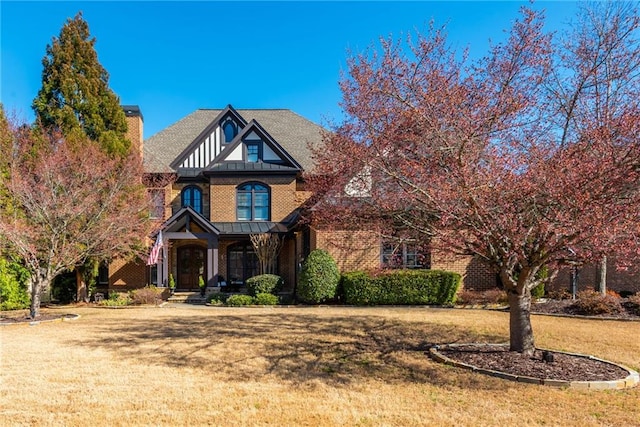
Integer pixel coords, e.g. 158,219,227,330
2,1,580,138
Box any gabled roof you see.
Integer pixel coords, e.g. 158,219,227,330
144,108,325,173
160,206,220,235
205,119,302,171
169,105,247,170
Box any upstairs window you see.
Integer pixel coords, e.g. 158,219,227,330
181,185,203,214
237,182,269,221
222,120,237,144
246,142,260,163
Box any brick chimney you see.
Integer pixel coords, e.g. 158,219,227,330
122,105,143,157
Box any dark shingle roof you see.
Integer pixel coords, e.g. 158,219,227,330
143,109,325,173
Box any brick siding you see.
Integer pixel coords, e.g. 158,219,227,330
312,228,381,273
209,175,298,222
430,252,497,291
124,114,143,157
109,257,148,290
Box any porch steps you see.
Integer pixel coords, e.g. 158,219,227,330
167,291,207,304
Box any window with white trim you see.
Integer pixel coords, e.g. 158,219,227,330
381,241,424,269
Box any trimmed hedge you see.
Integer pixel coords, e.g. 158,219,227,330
246,274,283,296
341,269,461,306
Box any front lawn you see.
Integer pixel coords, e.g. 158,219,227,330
1,306,638,426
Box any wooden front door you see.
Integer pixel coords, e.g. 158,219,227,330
177,245,206,290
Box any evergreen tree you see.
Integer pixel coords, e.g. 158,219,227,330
32,12,130,157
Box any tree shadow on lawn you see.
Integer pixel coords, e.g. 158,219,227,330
67,310,506,389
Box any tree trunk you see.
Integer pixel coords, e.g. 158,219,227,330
76,268,88,303
507,289,535,356
598,256,607,295
29,275,51,319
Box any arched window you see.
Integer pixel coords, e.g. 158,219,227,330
181,185,203,214
236,182,269,221
222,120,237,144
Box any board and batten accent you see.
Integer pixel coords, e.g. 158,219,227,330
178,127,284,168
179,126,224,169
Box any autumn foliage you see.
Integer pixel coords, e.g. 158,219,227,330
0,118,156,318
307,4,640,354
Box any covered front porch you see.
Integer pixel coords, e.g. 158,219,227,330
152,206,301,294
153,206,219,291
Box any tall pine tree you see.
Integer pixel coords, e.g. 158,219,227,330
31,13,137,302
32,12,130,157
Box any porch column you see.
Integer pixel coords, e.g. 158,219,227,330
156,257,163,287
207,235,219,286
162,242,169,287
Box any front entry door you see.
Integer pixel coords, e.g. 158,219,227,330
178,245,206,290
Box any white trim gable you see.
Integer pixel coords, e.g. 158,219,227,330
204,119,302,169
171,105,247,170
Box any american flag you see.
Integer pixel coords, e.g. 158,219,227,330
146,230,164,266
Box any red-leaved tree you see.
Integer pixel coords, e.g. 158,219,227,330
0,118,156,318
307,4,640,355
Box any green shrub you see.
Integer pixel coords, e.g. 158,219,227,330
253,292,279,305
206,292,227,305
130,286,164,305
340,271,377,305
225,294,254,306
0,258,30,311
246,274,283,296
531,283,545,299
570,290,623,315
297,249,340,304
342,269,461,306
100,292,132,307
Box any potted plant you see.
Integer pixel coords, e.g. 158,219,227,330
198,275,206,296
168,274,176,295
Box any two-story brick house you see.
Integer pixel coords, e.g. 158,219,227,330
106,104,503,295
106,105,317,293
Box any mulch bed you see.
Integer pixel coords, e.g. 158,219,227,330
437,299,638,383
531,298,640,320
438,344,631,382
0,309,77,324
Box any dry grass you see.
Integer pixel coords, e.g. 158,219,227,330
1,305,639,426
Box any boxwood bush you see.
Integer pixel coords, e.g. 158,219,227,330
341,269,461,306
253,292,279,305
297,249,340,304
246,274,283,296
225,294,255,306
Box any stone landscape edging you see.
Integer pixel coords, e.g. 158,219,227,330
429,343,639,390
0,313,80,327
